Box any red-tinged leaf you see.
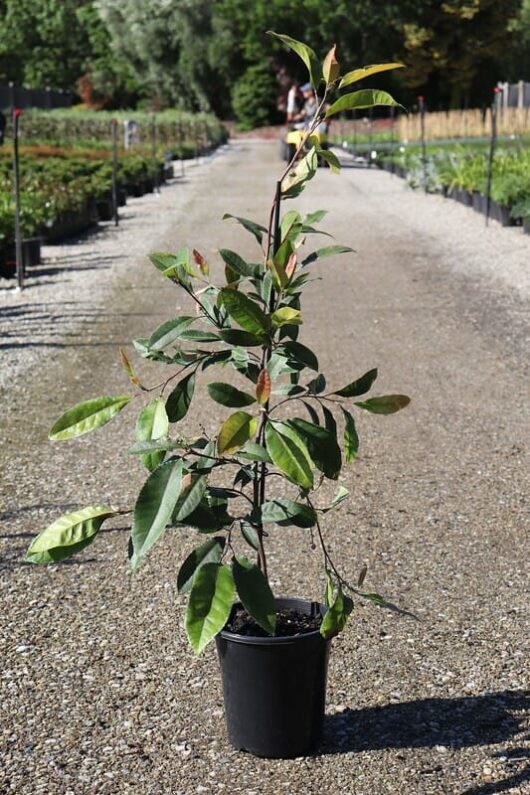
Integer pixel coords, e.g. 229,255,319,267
120,348,141,387
256,369,271,405
192,249,209,276
323,44,340,85
285,252,297,280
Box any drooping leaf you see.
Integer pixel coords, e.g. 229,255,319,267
355,395,410,414
256,369,271,406
238,441,272,463
316,147,341,173
325,576,334,608
302,244,354,266
322,405,337,436
322,485,350,513
186,563,235,654
222,214,266,245
173,474,208,522
241,522,261,551
49,396,131,441
342,408,359,462
339,62,404,89
335,368,378,398
166,372,195,422
219,249,259,278
325,89,402,118
120,348,141,387
179,329,221,343
307,373,326,394
128,438,187,455
195,440,218,472
177,536,225,593
192,249,209,276
131,459,184,567
282,147,319,199
282,340,319,371
320,587,354,639
220,288,270,337
265,422,313,489
148,316,195,351
267,31,322,89
259,499,316,528
280,210,301,244
135,398,169,471
27,506,117,564
218,411,258,455
232,555,276,635
271,307,303,328
322,44,340,84
207,382,256,408
288,417,341,480
302,400,320,424
218,329,264,347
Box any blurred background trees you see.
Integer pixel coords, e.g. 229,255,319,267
0,0,528,125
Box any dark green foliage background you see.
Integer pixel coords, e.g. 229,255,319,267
0,0,528,122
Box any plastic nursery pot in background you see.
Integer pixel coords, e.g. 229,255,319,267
215,598,331,759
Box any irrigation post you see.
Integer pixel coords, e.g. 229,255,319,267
418,95,427,193
389,106,396,176
111,119,119,226
151,114,160,194
485,88,499,227
12,108,23,290
178,121,185,177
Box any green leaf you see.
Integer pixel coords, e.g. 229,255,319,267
135,398,169,471
265,422,313,489
335,368,378,398
238,441,272,463
240,522,261,551
131,459,184,567
166,372,195,423
282,147,318,199
128,438,186,455
316,147,341,173
173,474,208,522
207,382,256,408
27,506,117,564
339,62,404,89
220,289,270,337
304,210,328,226
325,89,402,118
322,485,350,513
219,249,259,278
288,418,342,480
267,31,322,89
218,329,264,347
179,329,221,343
282,340,319,371
148,316,195,351
186,563,235,654
49,395,131,441
342,408,359,462
259,499,316,528
307,373,326,394
218,411,258,455
320,587,354,639
222,214,266,245
302,400,320,424
195,440,218,472
355,395,410,414
177,537,225,593
302,244,354,266
325,576,334,608
271,307,302,328
232,555,276,635
322,44,340,85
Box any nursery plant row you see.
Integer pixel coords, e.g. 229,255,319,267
376,143,530,232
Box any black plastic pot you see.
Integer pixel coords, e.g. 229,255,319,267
0,244,16,279
490,200,514,227
96,198,113,222
472,192,485,215
216,597,330,758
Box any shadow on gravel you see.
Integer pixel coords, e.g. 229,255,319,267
320,690,529,755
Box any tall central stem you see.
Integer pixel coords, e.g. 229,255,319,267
254,181,282,578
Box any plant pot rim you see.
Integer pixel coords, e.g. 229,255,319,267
219,597,327,646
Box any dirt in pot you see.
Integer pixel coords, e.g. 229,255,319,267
226,607,322,638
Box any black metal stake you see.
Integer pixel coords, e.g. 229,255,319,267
418,95,427,193
12,108,23,290
111,119,119,226
151,114,159,194
178,121,185,176
485,90,498,228
390,106,396,176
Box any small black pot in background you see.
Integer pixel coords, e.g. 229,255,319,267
216,597,330,758
472,192,486,215
489,200,515,227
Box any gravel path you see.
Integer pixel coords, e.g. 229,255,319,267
1,141,528,795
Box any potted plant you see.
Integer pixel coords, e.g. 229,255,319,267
26,35,409,758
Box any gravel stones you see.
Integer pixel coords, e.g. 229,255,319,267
0,142,528,793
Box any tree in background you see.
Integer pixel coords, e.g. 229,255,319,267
231,63,281,130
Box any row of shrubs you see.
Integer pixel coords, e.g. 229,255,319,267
377,144,530,228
